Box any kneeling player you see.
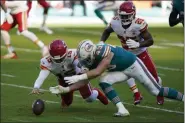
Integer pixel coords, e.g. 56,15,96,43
30,39,108,107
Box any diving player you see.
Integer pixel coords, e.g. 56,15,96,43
51,39,184,116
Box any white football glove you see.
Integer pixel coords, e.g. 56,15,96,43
126,39,140,48
5,13,14,24
64,74,88,85
49,85,70,94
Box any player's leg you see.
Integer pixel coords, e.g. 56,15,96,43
1,17,18,59
94,2,108,25
80,0,87,16
16,11,48,57
78,82,108,105
126,58,184,102
126,78,143,105
138,51,164,105
58,77,73,107
99,72,130,117
38,0,53,34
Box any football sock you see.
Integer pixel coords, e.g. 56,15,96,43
42,14,47,27
94,9,108,25
21,30,45,48
99,82,121,105
1,30,14,53
126,78,139,93
158,87,184,101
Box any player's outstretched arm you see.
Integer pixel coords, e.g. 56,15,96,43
86,52,114,79
30,70,50,94
169,8,182,27
100,25,114,43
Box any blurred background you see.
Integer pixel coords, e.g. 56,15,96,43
1,0,173,26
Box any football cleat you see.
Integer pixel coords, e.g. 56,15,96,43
113,109,130,117
134,92,143,105
40,26,53,35
94,88,109,105
157,96,164,105
1,52,18,59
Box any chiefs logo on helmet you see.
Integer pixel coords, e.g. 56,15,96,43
49,39,68,63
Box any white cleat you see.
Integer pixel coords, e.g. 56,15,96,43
113,108,130,117
41,46,49,57
40,26,53,35
113,110,130,117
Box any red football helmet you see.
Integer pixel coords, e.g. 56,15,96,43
49,39,68,63
118,1,136,25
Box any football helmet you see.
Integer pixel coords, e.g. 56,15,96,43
77,39,96,67
49,39,67,63
118,1,136,25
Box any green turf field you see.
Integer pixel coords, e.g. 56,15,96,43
1,26,184,122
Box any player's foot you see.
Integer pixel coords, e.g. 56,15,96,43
113,108,130,117
1,52,18,59
157,96,164,105
40,26,53,35
94,88,109,105
134,92,143,105
41,46,49,57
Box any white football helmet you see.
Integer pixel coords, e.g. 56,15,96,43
77,39,96,67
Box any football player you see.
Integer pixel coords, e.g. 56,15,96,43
51,40,184,117
30,39,108,107
98,1,164,105
169,0,184,27
94,0,120,25
27,0,53,34
0,0,48,59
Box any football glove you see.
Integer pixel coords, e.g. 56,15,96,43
29,88,43,95
49,85,69,94
64,74,88,85
126,39,140,48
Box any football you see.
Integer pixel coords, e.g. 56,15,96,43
32,99,45,116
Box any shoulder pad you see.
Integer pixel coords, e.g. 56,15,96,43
40,56,52,70
134,18,148,32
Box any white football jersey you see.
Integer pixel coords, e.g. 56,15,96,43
40,49,82,77
5,1,28,14
110,16,148,55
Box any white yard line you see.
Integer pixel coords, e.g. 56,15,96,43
1,82,184,115
1,74,16,78
1,46,183,72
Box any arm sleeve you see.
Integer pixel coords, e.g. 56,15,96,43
33,70,50,89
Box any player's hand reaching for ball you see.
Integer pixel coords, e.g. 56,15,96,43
29,88,43,95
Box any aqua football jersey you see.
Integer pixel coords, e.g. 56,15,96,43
173,0,184,13
84,44,136,71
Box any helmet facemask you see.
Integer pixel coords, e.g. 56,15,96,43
50,53,67,64
118,11,135,25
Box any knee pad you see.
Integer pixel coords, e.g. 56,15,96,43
85,90,98,103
